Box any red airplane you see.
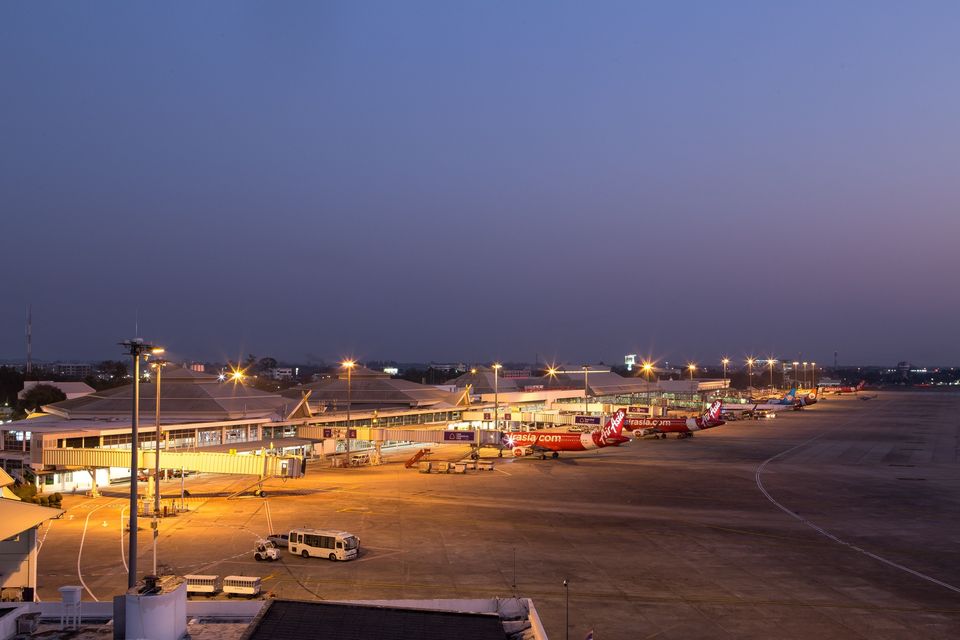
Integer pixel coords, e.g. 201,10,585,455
626,400,724,439
823,380,865,395
502,409,628,459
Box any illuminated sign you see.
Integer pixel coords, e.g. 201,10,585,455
443,431,476,442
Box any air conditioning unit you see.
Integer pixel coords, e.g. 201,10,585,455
17,612,40,634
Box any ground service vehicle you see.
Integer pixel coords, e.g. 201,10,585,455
288,528,360,561
254,540,280,561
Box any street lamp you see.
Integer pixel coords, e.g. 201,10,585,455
802,362,808,388
120,340,162,590
688,363,696,381
792,361,800,387
148,357,168,576
811,362,817,387
492,363,502,431
767,358,776,390
721,358,729,382
342,360,355,458
746,358,755,391
641,361,654,406
581,365,590,414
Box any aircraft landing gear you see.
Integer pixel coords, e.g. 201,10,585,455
540,454,547,460
552,452,559,459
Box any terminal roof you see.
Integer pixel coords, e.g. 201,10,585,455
41,366,294,421
241,600,506,640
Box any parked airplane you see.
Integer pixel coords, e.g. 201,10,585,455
723,388,799,415
795,386,821,408
749,388,798,405
502,409,629,458
627,401,725,439
824,380,865,394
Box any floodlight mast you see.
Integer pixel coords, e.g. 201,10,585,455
120,339,162,590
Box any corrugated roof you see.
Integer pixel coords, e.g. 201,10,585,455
0,499,63,540
42,378,292,421
19,381,95,399
286,377,466,409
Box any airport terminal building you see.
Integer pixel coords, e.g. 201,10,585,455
0,365,728,493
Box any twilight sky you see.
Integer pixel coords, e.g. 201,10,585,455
2,2,959,367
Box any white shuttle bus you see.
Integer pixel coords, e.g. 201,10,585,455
288,528,360,561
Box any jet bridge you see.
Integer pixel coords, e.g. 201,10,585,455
41,447,305,479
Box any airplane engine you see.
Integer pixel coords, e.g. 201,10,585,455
513,447,531,457
634,428,658,438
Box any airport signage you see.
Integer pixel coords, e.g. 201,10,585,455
627,406,650,415
443,431,476,442
483,412,492,421
574,415,602,425
504,413,512,420
348,429,357,438
322,428,333,438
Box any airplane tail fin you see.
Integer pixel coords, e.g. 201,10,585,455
856,380,865,390
599,409,626,444
784,387,797,402
701,400,723,425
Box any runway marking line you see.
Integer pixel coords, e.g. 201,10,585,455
755,399,960,596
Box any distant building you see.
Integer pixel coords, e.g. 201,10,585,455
267,367,295,380
428,363,467,373
48,363,93,378
189,362,206,372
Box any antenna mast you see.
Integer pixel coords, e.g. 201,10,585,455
26,305,32,375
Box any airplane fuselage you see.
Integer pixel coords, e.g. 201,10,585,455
626,416,722,436
505,431,611,452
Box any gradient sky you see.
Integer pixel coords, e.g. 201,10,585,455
2,2,959,367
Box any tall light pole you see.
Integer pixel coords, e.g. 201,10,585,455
811,362,817,388
492,363,502,430
149,357,168,576
721,358,729,382
792,361,800,388
642,361,653,406
688,363,696,381
342,360,355,458
802,362,808,388
767,358,776,390
746,358,755,391
581,365,590,414
120,339,162,589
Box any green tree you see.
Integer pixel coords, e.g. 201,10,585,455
256,357,278,373
0,366,24,406
19,383,66,413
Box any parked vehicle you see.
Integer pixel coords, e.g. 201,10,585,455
288,528,360,561
267,532,289,548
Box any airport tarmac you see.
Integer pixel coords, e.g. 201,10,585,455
36,392,960,639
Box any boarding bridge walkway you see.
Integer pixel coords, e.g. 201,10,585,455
298,426,503,446
42,448,304,478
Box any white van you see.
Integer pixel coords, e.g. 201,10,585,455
288,528,360,561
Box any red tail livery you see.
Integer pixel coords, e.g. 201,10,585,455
502,409,629,459
626,400,725,439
